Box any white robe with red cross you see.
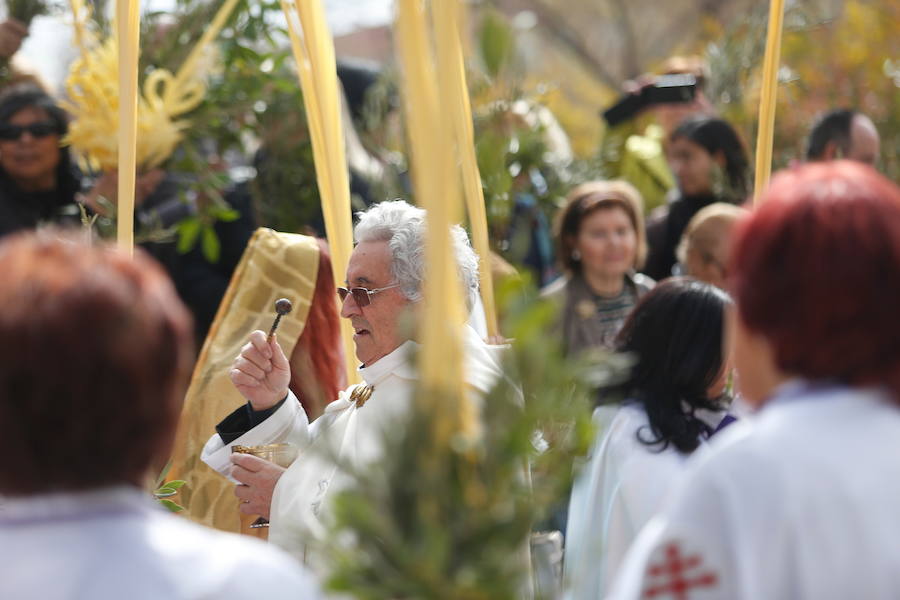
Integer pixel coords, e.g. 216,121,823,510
564,401,728,599
607,382,900,600
564,404,692,599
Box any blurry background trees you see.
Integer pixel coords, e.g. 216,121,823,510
472,0,897,176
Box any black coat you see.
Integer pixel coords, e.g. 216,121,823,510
0,166,83,238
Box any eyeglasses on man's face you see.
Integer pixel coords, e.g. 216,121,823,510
336,283,401,307
0,121,59,141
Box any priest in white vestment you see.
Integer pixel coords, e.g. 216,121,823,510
202,201,506,569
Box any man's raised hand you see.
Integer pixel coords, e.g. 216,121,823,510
229,330,291,411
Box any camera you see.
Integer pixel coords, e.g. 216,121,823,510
602,74,698,127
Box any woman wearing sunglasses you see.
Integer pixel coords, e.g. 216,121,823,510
0,85,84,238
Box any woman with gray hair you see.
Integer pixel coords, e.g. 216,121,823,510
202,200,506,571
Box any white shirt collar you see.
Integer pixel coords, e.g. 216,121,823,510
766,378,838,406
357,339,418,387
355,325,503,391
0,485,152,525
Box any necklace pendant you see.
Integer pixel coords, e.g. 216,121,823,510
576,299,597,320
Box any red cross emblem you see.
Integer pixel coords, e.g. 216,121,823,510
642,542,718,599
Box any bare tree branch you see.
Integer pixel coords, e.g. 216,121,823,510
513,0,623,88
610,0,642,79
643,8,705,63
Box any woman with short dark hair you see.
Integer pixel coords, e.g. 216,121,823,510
542,180,654,355
610,161,900,600
0,231,319,599
565,277,733,599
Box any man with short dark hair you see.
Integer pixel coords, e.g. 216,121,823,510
806,109,881,166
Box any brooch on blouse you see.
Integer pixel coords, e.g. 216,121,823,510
576,299,597,320
350,384,374,408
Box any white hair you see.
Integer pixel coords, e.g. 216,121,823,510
353,200,479,309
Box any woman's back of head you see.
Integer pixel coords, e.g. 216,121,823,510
0,230,194,495
731,160,900,401
612,277,732,453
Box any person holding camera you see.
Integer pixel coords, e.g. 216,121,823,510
598,56,714,215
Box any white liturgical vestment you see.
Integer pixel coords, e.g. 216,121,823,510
202,326,506,569
608,383,900,600
565,403,706,599
0,486,320,599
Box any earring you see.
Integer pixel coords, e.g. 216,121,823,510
571,249,581,261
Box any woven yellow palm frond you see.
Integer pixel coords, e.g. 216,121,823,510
62,37,188,172
62,0,230,172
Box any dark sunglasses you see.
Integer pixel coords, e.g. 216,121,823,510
0,121,59,141
337,283,401,307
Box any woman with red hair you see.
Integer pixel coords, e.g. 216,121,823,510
0,231,320,599
607,161,900,600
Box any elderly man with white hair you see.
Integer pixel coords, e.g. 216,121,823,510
201,200,506,568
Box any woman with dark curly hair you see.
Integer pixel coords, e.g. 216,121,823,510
565,277,733,599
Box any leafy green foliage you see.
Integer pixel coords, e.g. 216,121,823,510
158,498,186,513
471,97,581,283
320,278,617,598
467,10,605,277
200,223,220,263
79,0,328,253
153,462,187,513
703,1,899,180
479,9,515,80
149,0,324,237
